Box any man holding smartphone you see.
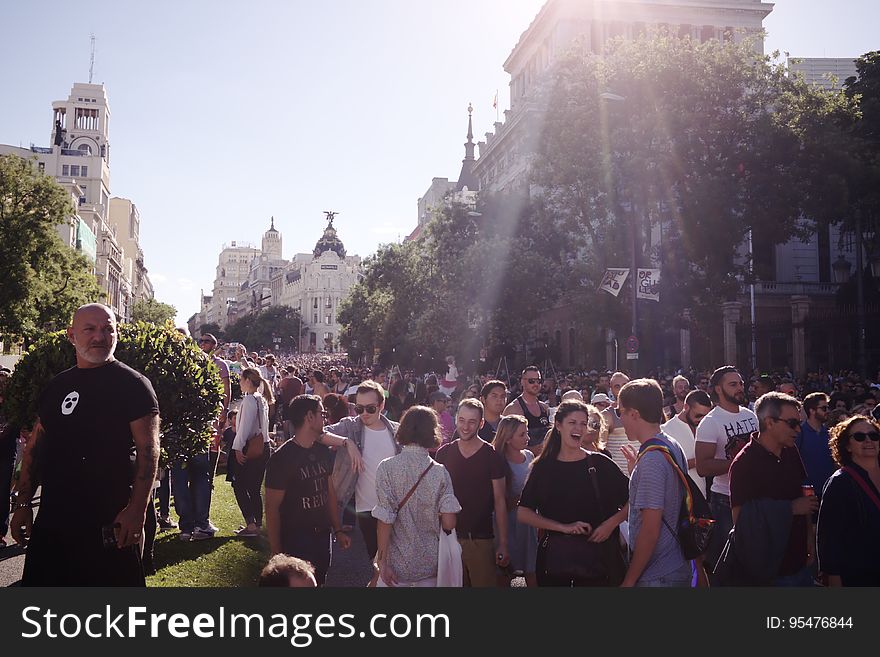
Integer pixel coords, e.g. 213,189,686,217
10,304,160,586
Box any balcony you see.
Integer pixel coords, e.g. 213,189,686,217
751,281,841,296
60,148,87,157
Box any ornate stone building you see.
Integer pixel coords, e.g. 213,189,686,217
274,215,362,353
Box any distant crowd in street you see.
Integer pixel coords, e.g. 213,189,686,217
2,315,879,588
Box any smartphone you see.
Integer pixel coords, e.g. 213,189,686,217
101,523,119,549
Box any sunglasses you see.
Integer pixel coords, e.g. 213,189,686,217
850,431,880,443
773,417,801,430
355,404,379,415
526,378,543,384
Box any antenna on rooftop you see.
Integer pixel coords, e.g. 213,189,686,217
89,34,96,83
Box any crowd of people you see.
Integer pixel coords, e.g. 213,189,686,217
2,305,879,588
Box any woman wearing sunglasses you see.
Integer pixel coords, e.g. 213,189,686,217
817,415,880,586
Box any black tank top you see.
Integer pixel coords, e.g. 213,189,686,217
516,395,550,447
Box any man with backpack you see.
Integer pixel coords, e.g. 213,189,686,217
618,379,693,587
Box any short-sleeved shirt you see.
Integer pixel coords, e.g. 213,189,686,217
265,440,334,550
629,433,688,581
37,361,159,529
212,355,230,381
372,446,461,582
519,452,628,527
729,437,808,576
435,439,505,538
695,406,758,497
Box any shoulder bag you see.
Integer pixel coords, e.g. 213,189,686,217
540,457,611,582
244,395,265,459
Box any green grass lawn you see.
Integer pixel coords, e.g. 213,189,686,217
147,475,269,587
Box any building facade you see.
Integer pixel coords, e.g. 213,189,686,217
0,82,153,320
275,215,362,353
205,241,261,329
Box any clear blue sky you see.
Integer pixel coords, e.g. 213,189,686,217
1,1,877,323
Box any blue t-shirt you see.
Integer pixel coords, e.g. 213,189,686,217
628,433,687,582
798,421,836,499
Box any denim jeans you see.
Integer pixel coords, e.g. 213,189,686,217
636,561,694,587
707,492,732,581
773,565,814,587
172,452,212,533
156,467,171,518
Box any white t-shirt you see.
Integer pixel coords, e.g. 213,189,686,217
695,405,758,497
355,426,397,512
661,415,706,497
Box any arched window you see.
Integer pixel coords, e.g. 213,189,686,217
77,143,92,155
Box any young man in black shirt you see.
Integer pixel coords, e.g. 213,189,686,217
265,395,351,586
11,304,160,586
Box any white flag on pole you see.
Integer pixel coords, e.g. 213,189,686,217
599,268,630,297
636,268,661,302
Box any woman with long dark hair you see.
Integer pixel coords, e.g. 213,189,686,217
518,399,629,586
230,368,271,537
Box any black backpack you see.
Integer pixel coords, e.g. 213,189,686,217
638,440,714,560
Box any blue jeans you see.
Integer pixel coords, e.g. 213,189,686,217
707,492,732,581
172,452,212,533
636,561,694,587
773,565,814,587
156,467,171,518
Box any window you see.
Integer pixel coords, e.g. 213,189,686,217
70,165,80,177
81,166,88,177
313,297,318,308
78,144,92,155
38,162,45,172
325,315,332,325
62,165,70,176
313,313,318,323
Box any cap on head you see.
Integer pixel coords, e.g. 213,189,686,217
590,393,611,404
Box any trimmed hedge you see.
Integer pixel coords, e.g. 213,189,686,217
2,322,224,462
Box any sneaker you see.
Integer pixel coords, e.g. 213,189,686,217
234,527,259,538
179,532,192,542
158,516,178,530
191,529,213,541
198,521,219,535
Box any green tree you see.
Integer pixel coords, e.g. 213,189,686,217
224,305,302,352
3,322,223,462
0,154,102,341
338,196,571,369
131,298,177,325
531,33,859,349
197,322,224,340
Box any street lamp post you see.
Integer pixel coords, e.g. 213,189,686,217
855,214,867,379
600,92,638,375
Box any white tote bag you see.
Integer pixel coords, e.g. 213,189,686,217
436,528,463,587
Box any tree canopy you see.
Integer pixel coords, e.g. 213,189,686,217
224,305,303,352
131,298,177,325
0,154,103,341
531,32,861,336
